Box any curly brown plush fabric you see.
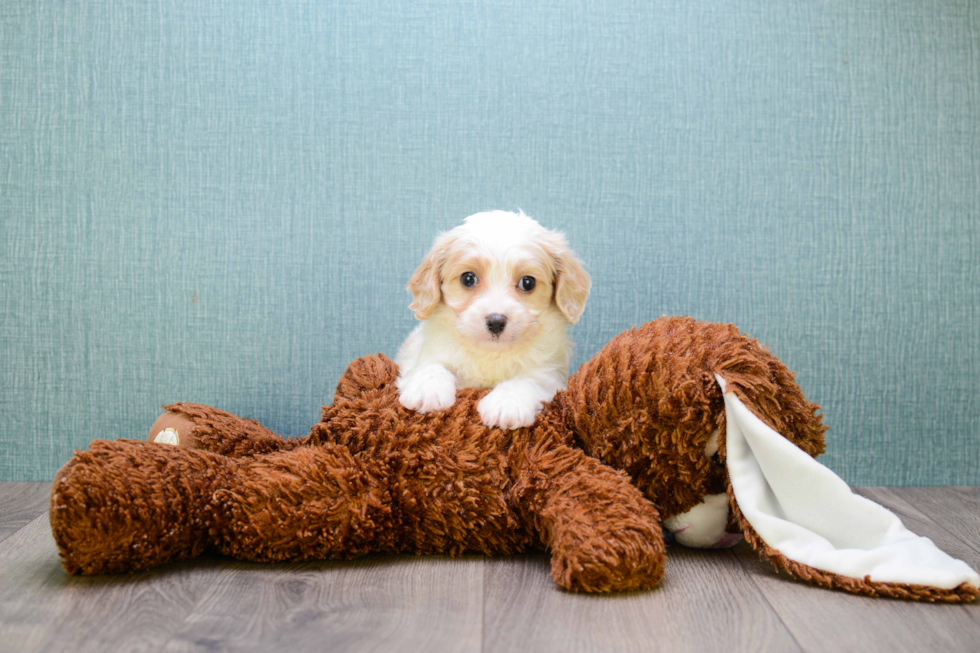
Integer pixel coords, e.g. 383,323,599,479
48,316,975,601
51,345,667,592
557,317,827,521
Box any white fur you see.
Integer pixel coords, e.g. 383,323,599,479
663,428,743,549
396,211,590,430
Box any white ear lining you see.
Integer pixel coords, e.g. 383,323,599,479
718,374,979,590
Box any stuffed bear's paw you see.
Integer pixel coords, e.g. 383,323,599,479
477,384,542,430
397,365,457,413
550,535,667,593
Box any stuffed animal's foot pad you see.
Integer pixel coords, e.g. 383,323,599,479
154,427,179,445
148,410,198,448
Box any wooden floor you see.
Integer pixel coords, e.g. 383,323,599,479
0,484,977,652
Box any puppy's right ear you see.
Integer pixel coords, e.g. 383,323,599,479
407,237,447,320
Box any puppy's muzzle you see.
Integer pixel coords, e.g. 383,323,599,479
486,314,507,336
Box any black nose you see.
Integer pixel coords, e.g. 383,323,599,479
486,314,507,335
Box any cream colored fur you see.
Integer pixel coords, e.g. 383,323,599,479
396,211,590,430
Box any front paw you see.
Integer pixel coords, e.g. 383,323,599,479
477,387,540,430
398,366,457,413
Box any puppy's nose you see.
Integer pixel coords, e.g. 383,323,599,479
486,314,507,335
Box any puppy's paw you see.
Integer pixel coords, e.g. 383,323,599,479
397,366,457,413
477,386,541,430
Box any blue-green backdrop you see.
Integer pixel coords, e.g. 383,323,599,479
2,1,978,484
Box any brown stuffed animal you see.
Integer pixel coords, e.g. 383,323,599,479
49,316,979,601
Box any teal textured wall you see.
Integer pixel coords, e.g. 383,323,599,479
2,1,978,484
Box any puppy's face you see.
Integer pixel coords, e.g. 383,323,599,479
408,211,590,350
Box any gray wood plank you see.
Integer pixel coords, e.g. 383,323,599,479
732,487,980,653
0,513,218,653
887,487,980,557
160,554,484,653
0,485,976,652
0,482,51,545
483,548,801,653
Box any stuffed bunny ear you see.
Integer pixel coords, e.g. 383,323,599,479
716,374,980,603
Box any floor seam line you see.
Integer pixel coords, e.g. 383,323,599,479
728,549,808,653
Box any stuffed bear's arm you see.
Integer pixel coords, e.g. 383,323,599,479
148,403,301,458
513,438,666,592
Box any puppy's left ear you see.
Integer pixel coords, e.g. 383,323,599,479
544,231,591,324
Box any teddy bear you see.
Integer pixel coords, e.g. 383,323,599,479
49,316,979,601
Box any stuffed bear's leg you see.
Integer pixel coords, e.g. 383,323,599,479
514,441,666,592
51,439,234,574
52,440,394,574
148,403,300,458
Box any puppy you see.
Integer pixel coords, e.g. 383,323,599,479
395,210,590,430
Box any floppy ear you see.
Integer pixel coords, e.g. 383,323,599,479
717,374,980,602
543,232,591,324
407,236,449,320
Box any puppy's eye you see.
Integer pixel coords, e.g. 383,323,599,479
518,276,536,292
461,272,478,288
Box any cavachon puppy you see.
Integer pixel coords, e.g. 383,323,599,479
395,210,591,430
